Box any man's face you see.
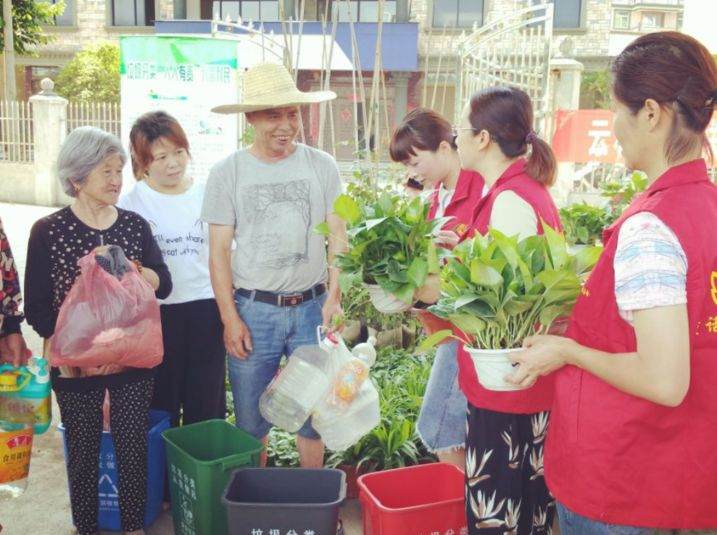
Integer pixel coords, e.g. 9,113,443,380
247,106,300,156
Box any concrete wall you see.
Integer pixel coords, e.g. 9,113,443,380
0,164,37,205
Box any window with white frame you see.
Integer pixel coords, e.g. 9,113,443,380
641,11,665,29
432,0,484,28
212,0,280,21
613,9,630,30
331,0,397,22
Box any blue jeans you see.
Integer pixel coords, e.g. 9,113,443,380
227,290,327,440
557,502,653,535
416,340,467,452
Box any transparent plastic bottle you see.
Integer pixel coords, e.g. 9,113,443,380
259,345,331,432
313,380,380,452
0,386,34,500
313,336,380,451
325,337,377,407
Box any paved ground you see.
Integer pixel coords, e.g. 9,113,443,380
0,202,363,534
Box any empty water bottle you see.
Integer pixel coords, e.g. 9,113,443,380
313,379,380,452
259,345,330,433
326,336,377,408
313,336,380,451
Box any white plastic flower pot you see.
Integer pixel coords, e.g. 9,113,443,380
364,283,412,314
463,346,527,391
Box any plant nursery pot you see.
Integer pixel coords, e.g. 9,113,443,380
341,319,362,346
463,346,528,392
364,283,413,314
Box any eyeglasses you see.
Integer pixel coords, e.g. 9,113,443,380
451,126,475,145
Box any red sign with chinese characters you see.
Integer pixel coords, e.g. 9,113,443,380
552,109,622,164
552,109,717,165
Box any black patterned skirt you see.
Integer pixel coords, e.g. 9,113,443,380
465,403,555,534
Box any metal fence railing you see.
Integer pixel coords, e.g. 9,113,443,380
0,100,33,163
67,101,121,138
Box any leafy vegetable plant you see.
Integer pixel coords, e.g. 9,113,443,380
424,227,601,350
559,202,610,246
320,193,447,304
602,170,648,226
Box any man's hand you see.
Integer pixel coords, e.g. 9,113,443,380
224,316,253,359
0,333,31,367
321,293,343,329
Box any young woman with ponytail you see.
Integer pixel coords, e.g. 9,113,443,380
444,85,562,534
509,32,717,533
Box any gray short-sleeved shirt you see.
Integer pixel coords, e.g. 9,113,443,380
201,143,342,293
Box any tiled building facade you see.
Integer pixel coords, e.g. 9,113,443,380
2,0,683,157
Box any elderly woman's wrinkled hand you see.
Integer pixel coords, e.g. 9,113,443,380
505,334,575,389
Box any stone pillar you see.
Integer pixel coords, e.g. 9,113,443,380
550,58,584,112
549,58,584,206
30,79,69,207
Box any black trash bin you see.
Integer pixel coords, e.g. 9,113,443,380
222,467,346,535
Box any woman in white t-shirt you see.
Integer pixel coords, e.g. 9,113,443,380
118,111,225,432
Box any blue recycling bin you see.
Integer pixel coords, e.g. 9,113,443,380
59,409,170,531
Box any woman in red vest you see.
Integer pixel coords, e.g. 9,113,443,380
509,32,717,533
441,86,562,533
389,108,484,468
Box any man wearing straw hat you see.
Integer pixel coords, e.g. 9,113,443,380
201,63,346,467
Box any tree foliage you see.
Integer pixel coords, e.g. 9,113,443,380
580,70,611,110
55,43,120,102
0,0,64,55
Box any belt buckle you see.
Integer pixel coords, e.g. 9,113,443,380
280,293,303,307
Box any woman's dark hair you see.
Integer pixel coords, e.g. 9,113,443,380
389,107,455,163
612,31,717,164
467,86,556,186
129,111,190,179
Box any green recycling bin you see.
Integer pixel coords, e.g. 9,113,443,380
162,419,263,535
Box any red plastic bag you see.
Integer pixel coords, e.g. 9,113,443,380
49,252,163,369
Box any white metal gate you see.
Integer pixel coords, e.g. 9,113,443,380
455,3,554,132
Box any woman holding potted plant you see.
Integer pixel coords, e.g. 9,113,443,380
389,108,485,468
435,86,563,533
508,32,717,533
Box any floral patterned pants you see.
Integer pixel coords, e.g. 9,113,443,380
465,403,555,534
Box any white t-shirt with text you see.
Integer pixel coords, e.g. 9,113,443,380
118,180,214,305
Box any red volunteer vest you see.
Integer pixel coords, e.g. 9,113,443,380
546,159,717,528
420,169,486,335
427,168,485,238
457,159,563,413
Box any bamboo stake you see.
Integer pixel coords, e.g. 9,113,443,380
430,25,448,110
326,10,338,158
349,12,360,159
346,0,368,160
421,22,433,107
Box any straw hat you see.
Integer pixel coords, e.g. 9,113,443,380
212,63,336,114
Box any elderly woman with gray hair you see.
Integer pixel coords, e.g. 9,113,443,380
24,127,172,535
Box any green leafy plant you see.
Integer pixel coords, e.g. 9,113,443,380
1,0,64,55
601,171,648,226
559,202,609,246
580,70,611,110
55,43,120,103
267,428,300,467
425,227,601,350
325,348,435,471
320,193,445,304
